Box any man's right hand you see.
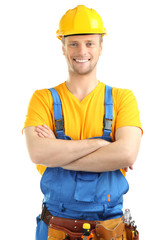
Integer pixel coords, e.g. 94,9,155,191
35,124,56,139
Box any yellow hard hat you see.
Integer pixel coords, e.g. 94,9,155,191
56,5,107,40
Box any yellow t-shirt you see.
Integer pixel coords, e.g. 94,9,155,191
23,81,143,175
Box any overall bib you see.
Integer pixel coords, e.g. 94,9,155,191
36,85,129,240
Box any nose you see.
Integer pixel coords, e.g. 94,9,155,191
77,43,87,56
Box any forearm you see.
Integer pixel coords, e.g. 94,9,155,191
35,139,106,167
62,140,130,172
62,127,142,172
24,126,108,167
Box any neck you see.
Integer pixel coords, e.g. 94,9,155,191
66,69,99,101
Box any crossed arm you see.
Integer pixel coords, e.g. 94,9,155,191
24,124,142,172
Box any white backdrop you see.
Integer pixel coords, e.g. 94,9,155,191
0,0,160,239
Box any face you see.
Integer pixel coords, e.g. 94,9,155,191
62,35,103,76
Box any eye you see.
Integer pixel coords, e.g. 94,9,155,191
69,42,78,47
87,42,94,47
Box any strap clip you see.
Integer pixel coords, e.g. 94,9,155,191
55,119,64,131
104,118,112,131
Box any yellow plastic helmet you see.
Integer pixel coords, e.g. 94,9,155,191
56,5,107,40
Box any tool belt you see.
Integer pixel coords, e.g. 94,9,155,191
40,205,139,240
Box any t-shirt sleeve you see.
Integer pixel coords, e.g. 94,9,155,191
113,88,143,133
23,89,54,132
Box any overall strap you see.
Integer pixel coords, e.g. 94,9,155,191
48,88,65,139
102,85,113,141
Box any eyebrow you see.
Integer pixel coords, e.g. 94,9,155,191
68,41,78,43
68,40,95,43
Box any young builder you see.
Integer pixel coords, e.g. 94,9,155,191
23,5,143,240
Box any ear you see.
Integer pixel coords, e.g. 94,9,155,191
99,41,103,56
62,44,65,56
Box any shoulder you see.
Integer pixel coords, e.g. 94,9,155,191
33,88,52,98
32,82,65,103
111,86,142,132
30,89,53,108
112,87,134,99
112,87,136,108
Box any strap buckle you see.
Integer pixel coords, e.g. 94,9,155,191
55,119,64,131
104,118,112,131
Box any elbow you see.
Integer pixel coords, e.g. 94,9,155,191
28,147,44,165
124,148,138,167
29,147,58,167
29,151,41,165
31,156,40,165
125,140,141,167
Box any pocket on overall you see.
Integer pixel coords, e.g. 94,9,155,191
74,172,98,202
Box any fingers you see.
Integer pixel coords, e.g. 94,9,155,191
36,125,55,138
37,132,45,138
123,165,134,172
36,126,48,138
124,167,128,172
41,124,53,133
35,125,56,139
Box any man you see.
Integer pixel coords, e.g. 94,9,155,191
23,5,142,240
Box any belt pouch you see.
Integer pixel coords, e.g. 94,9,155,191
47,223,82,240
95,221,125,239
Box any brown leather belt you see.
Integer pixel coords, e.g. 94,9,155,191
40,205,97,233
40,205,139,240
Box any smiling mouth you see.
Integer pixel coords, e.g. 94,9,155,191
73,58,90,63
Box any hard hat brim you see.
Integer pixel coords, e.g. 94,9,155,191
56,31,107,40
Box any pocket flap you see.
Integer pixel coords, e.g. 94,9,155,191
74,172,99,202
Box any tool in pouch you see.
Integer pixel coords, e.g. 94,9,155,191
124,209,139,240
81,223,93,240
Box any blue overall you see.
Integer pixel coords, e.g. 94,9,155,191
36,85,129,240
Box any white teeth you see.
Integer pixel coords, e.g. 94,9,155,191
75,59,89,63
